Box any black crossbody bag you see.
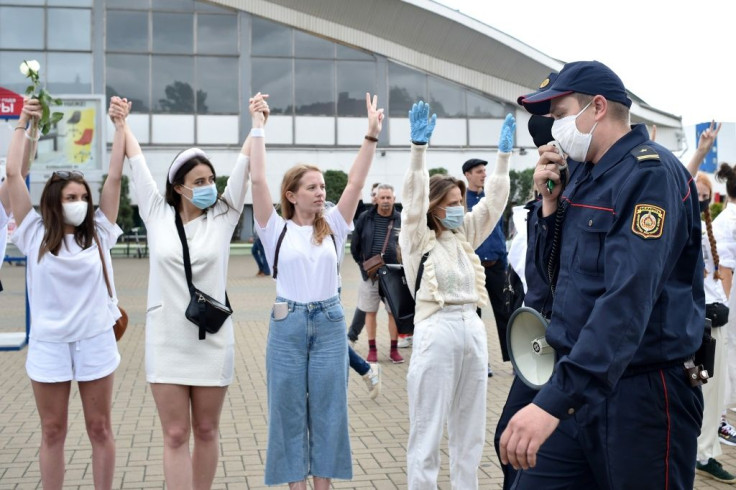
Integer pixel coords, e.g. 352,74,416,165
175,212,233,340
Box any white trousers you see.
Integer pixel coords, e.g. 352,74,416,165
406,304,488,490
698,324,728,460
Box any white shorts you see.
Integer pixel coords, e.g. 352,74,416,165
26,329,120,383
356,278,389,313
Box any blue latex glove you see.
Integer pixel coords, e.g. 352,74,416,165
409,101,437,144
498,113,516,153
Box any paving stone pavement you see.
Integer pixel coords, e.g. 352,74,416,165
1,253,735,489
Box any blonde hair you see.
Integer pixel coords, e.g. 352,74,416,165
697,173,720,280
281,164,332,245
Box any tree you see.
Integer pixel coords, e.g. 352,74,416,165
429,167,447,176
99,174,134,234
215,175,244,241
324,169,348,204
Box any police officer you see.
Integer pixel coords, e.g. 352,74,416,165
499,60,704,489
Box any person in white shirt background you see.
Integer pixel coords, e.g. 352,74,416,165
5,96,127,490
122,94,258,490
398,100,513,490
250,92,383,489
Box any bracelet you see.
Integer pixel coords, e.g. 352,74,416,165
364,135,378,143
25,130,40,142
14,126,25,131
250,127,265,138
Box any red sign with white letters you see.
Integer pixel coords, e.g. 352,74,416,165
0,87,23,118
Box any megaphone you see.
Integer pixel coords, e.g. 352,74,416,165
506,307,555,390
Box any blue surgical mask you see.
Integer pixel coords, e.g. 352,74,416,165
183,183,217,209
438,205,464,229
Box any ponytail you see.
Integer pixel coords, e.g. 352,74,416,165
715,163,736,200
703,205,721,280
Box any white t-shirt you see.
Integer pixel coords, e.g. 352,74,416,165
11,208,123,342
0,202,8,272
257,206,352,303
702,222,728,304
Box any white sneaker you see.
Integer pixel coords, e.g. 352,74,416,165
363,363,381,400
397,336,413,348
720,420,736,446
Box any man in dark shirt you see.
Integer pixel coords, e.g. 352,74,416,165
351,184,403,364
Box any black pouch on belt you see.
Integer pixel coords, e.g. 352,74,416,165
693,318,716,384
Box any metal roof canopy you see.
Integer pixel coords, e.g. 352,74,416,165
212,0,681,128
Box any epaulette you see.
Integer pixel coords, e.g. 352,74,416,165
631,144,661,163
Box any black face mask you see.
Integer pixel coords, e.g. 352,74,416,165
528,114,555,148
700,198,711,213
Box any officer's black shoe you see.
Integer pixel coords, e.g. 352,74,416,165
487,363,493,378
696,458,736,483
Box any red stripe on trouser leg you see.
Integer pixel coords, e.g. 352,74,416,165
659,369,671,490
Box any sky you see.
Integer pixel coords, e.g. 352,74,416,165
435,0,734,127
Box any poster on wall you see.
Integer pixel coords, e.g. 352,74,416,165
32,95,105,174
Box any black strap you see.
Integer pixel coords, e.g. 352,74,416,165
272,223,338,279
379,219,394,257
414,252,429,295
175,212,230,339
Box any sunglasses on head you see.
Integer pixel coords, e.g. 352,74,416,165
51,170,84,180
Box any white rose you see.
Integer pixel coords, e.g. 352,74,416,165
19,61,29,76
19,60,40,77
28,60,40,73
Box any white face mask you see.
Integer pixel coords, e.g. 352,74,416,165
62,201,88,227
551,101,598,162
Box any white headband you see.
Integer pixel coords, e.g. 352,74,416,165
168,148,208,183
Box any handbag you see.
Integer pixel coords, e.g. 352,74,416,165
706,302,729,328
95,235,128,341
175,212,233,340
377,252,429,335
362,220,394,281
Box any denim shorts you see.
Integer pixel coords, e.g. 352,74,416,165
265,295,352,485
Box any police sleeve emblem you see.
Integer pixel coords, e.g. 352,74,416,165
631,204,665,239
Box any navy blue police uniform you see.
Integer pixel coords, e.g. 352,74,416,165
511,123,705,489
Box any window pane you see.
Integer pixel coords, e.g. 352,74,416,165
0,51,44,95
251,17,291,56
197,14,237,54
48,0,92,6
106,0,149,8
153,12,193,54
252,58,292,115
295,60,334,115
153,0,194,10
0,0,42,4
47,53,91,94
106,54,149,112
294,31,333,59
428,77,465,118
152,55,194,113
337,61,375,116
0,7,43,50
337,44,374,60
467,91,506,118
195,0,233,12
48,8,91,50
107,10,148,52
197,57,238,114
388,62,425,117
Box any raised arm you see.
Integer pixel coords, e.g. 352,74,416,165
4,99,42,226
248,93,273,227
686,120,721,177
336,93,384,224
0,100,39,214
99,96,130,224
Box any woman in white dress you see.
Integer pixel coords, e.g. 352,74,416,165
6,97,127,490
250,92,383,489
123,96,263,489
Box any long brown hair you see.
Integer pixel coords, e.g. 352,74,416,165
281,164,332,244
697,173,720,280
38,173,95,260
165,153,217,209
427,174,466,236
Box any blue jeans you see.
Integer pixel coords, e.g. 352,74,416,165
252,235,270,275
348,345,370,376
265,295,352,485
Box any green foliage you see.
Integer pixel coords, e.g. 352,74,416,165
21,60,63,136
215,175,228,196
324,170,348,204
429,167,448,176
99,174,134,233
709,202,724,220
509,168,535,206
